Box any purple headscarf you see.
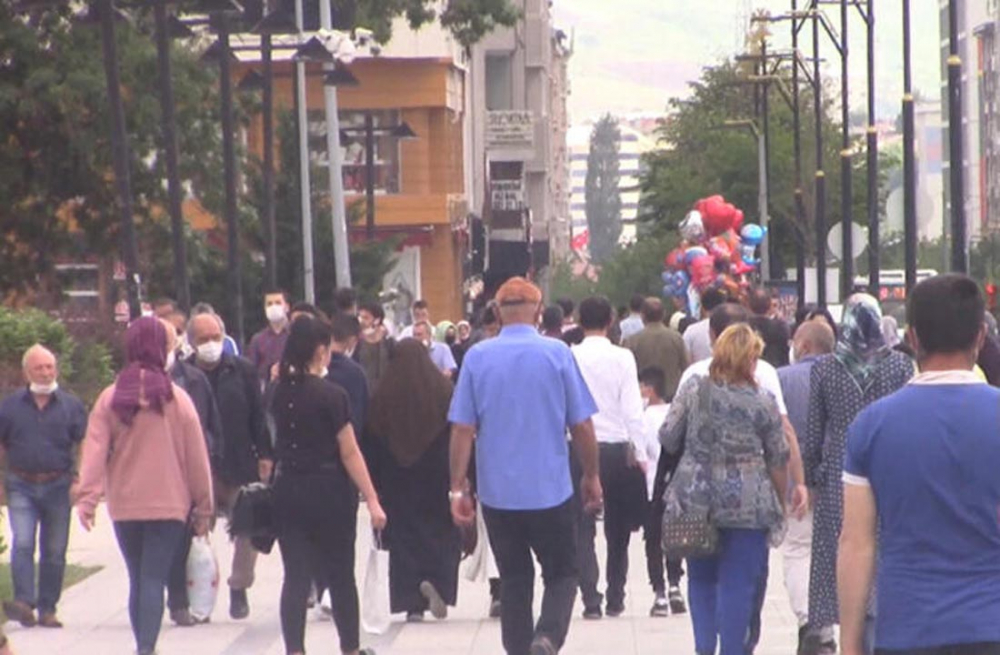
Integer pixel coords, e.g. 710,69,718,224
111,316,174,425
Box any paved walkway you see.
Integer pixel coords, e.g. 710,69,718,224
3,505,798,654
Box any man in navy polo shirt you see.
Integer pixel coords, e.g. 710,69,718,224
840,274,1000,655
449,277,602,655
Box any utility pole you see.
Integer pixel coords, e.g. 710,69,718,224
839,0,853,299
262,30,277,288
866,0,879,293
217,14,244,344
812,4,827,308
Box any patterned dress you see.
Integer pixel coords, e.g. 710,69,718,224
803,352,913,628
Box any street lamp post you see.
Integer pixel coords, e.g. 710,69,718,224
98,0,143,319
866,0,879,293
293,0,316,304
341,116,418,240
947,0,967,273
902,0,917,293
152,0,191,311
839,0,853,299
812,6,827,308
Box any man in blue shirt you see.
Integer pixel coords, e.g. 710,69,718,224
412,320,457,376
841,274,1000,655
449,277,602,655
0,345,86,628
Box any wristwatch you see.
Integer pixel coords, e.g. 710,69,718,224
448,490,467,502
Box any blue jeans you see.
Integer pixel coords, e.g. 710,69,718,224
7,472,72,614
688,528,769,655
114,520,185,653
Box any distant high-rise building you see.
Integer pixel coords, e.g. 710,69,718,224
567,123,657,257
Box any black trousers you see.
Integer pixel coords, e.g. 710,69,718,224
876,644,1000,655
643,497,684,593
599,443,646,608
275,471,360,654
166,525,194,611
483,499,578,655
570,444,601,611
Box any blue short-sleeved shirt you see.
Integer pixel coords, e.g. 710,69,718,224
448,324,597,511
844,374,1000,650
0,388,87,473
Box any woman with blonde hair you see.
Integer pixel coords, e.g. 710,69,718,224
660,323,790,655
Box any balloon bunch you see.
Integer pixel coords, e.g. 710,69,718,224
661,195,767,311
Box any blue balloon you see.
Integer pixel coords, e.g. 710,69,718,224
740,224,767,246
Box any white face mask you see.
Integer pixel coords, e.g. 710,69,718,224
789,345,797,365
165,350,176,371
265,304,287,324
196,341,224,365
318,367,329,378
29,381,58,395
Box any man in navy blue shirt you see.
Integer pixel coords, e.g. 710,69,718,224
841,274,1000,655
0,345,86,628
449,277,602,655
326,313,369,445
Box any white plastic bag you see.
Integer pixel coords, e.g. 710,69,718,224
186,535,219,622
463,509,499,582
361,534,390,635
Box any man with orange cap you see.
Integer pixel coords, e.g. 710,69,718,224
449,277,602,655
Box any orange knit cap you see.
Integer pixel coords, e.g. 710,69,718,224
495,276,542,306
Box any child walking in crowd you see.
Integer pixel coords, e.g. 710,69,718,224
638,367,687,618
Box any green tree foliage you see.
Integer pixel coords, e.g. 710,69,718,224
290,0,520,49
585,114,623,265
0,3,228,300
639,61,898,278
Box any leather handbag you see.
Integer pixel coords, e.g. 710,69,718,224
229,481,276,553
661,378,719,559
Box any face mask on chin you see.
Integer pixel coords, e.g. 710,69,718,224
29,381,58,396
165,350,176,371
196,341,224,365
789,345,797,365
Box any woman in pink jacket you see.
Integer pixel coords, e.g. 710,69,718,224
76,317,214,655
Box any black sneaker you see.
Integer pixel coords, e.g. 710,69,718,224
229,589,249,620
668,586,687,614
419,581,448,620
529,636,556,655
489,598,502,619
406,611,425,623
582,605,603,620
605,603,625,618
649,593,669,617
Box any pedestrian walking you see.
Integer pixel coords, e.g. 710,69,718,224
187,312,273,620
163,320,224,627
748,287,791,369
619,294,645,341
637,366,686,618
803,294,913,655
660,323,790,655
572,296,648,619
356,301,395,393
247,288,292,384
326,313,369,439
367,339,460,622
398,299,431,340
778,321,836,650
76,317,214,655
683,288,726,364
449,277,602,655
623,298,689,403
839,275,1000,655
270,316,386,655
0,345,86,628
541,305,565,339
412,320,458,377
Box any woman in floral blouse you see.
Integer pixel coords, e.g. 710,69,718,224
660,323,789,655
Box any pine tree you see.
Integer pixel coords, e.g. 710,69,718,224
585,114,623,264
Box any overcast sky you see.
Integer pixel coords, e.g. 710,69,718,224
551,0,942,123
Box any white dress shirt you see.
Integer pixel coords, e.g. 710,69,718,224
641,403,670,499
572,336,647,458
677,356,788,415
619,314,644,341
683,318,713,363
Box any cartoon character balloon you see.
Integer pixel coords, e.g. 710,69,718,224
684,246,709,265
661,270,690,297
664,247,686,271
739,224,767,266
689,254,717,290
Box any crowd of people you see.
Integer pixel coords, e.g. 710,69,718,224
1,272,1000,655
